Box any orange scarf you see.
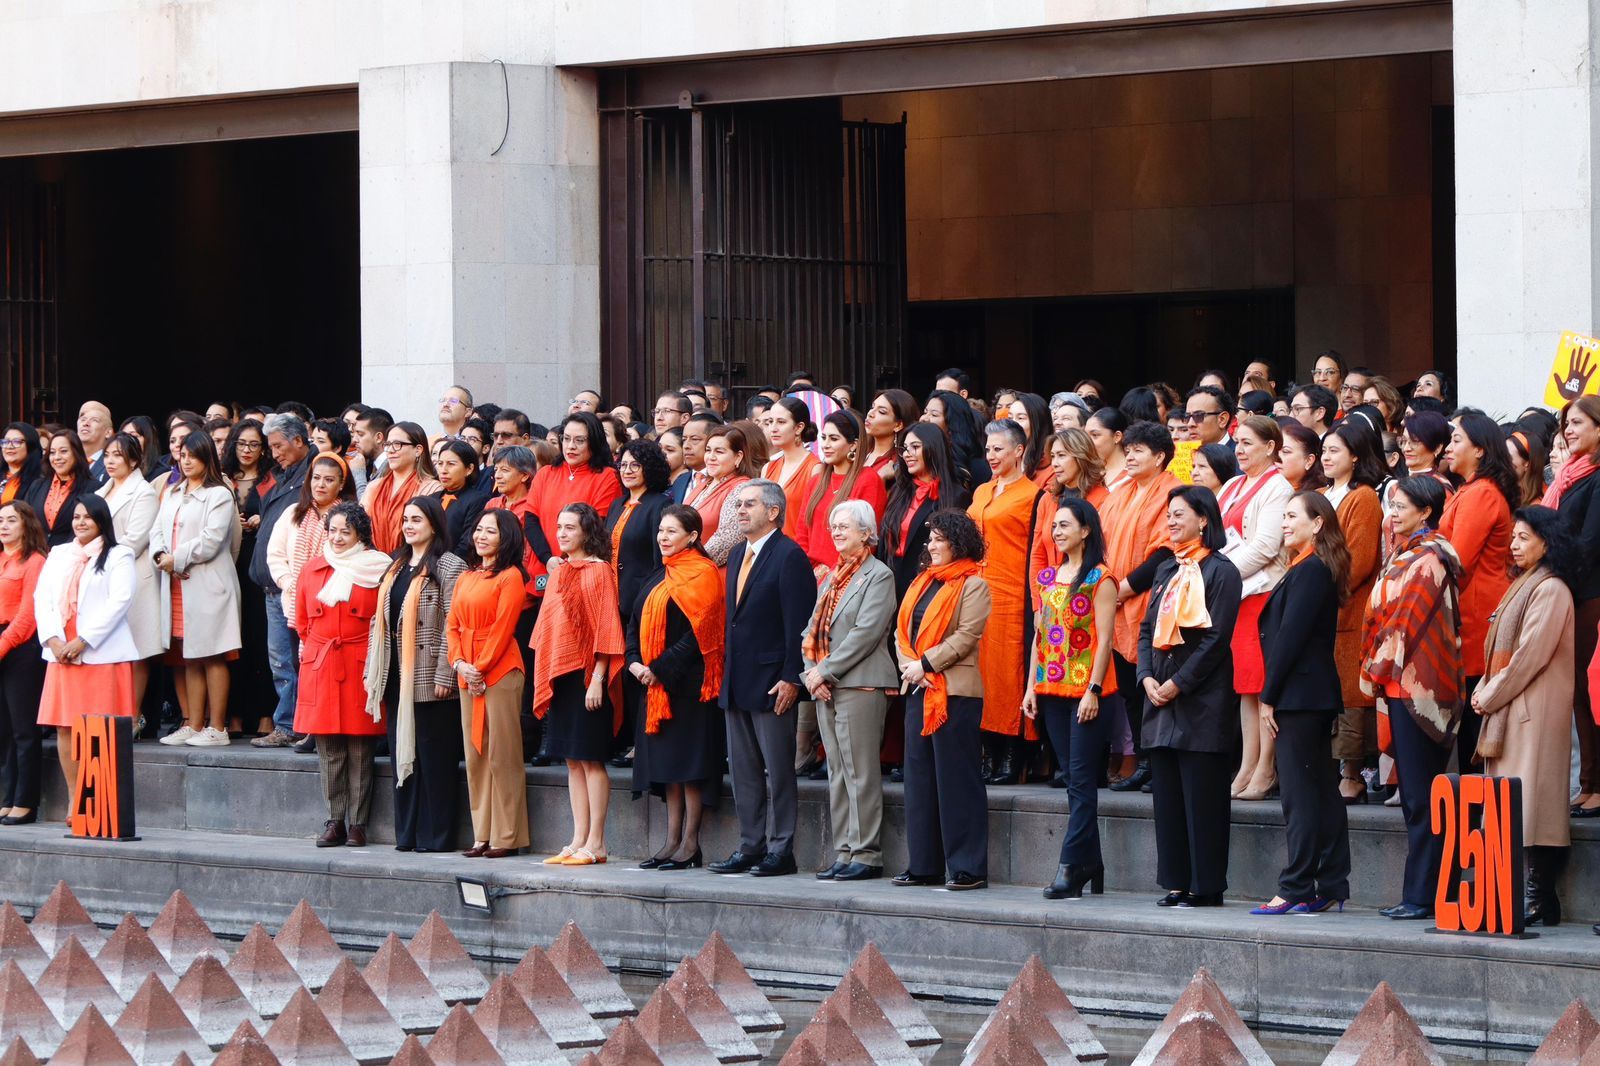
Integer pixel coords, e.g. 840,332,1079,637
802,548,867,664
530,558,626,732
895,559,980,735
1153,539,1212,650
370,469,421,555
609,499,638,583
638,550,725,734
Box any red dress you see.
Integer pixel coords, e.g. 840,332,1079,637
794,470,889,570
292,558,382,736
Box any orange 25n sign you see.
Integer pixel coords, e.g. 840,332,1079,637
1429,774,1527,937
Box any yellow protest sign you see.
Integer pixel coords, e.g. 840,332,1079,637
1545,330,1600,408
1168,440,1198,484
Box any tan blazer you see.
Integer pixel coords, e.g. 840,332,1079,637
895,576,992,698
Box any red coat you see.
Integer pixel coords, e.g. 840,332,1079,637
292,557,383,736
1439,476,1512,678
794,469,888,570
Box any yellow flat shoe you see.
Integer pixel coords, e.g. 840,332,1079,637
543,846,575,864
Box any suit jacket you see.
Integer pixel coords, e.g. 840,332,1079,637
720,532,817,712
22,475,97,547
893,575,992,699
1558,470,1600,602
607,491,672,620
668,470,693,505
801,554,899,688
249,455,310,590
1257,555,1341,713
1138,551,1242,753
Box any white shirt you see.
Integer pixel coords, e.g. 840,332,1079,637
741,528,777,566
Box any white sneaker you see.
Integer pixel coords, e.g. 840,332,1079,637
159,726,197,746
185,727,231,747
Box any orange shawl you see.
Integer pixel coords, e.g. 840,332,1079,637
895,559,980,735
1100,470,1180,661
531,558,626,733
638,550,725,734
1153,540,1212,649
368,469,423,555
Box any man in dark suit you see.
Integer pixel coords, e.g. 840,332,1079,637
710,479,818,877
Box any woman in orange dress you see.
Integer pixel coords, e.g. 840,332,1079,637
292,502,391,847
762,398,820,539
688,425,756,567
967,418,1046,785
33,495,139,797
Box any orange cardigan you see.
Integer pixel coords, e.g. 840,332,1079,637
1324,483,1382,707
1439,476,1512,678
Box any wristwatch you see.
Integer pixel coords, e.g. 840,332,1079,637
1087,682,1103,696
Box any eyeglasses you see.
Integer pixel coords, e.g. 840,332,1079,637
0,439,25,448
617,459,641,471
652,407,685,417
1289,404,1313,415
560,435,587,446
236,440,263,451
492,431,517,442
384,440,417,451
438,396,465,407
1182,410,1220,423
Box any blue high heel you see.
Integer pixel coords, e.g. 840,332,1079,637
1290,897,1345,914
1249,898,1297,915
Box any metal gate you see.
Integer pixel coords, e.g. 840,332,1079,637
0,179,60,424
624,101,905,409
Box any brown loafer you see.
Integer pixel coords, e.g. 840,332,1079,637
462,843,489,857
345,824,367,847
483,847,515,859
316,820,346,847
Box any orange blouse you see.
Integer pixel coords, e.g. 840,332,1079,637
763,452,820,539
0,550,45,658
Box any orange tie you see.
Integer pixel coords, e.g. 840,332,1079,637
736,548,756,604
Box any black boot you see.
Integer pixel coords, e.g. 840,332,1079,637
1110,756,1151,792
979,736,995,783
988,739,1019,786
1043,863,1105,900
531,727,553,768
1525,846,1567,927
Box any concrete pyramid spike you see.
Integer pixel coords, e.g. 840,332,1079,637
405,912,489,1005
391,1035,435,1066
1142,1012,1252,1066
965,956,1105,1062
116,972,213,1066
174,955,268,1048
272,902,344,992
28,882,103,956
839,942,938,1046
815,972,917,1066
545,923,632,1018
690,933,782,1033
214,1020,283,1066
632,986,721,1066
173,1055,197,1066
967,1011,1049,1066
506,946,603,1048
34,935,123,1029
1130,967,1273,1066
0,1036,40,1066
361,933,448,1034
591,1019,665,1066
468,976,564,1066
50,1002,134,1066
1323,982,1443,1066
227,924,305,1019
425,1004,505,1066
313,959,405,1065
0,903,48,981
777,1001,875,1065
1532,1000,1600,1065
661,957,760,1063
148,891,227,974
97,913,178,998
962,1001,1079,1066
0,960,66,1058
263,988,357,1066
1351,1013,1448,1066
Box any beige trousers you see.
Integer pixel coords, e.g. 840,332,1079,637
461,672,530,849
815,688,887,866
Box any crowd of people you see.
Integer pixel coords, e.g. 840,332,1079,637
0,357,1589,931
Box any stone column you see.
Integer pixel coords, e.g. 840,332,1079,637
1454,0,1597,413
358,62,599,424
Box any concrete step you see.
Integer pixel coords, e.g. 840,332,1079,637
0,823,1594,1052
39,744,1600,920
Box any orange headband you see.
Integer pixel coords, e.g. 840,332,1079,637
314,450,350,482
1510,430,1530,455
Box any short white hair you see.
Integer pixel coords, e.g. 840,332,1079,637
829,499,880,547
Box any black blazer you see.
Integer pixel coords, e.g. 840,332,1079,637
441,482,492,559
1557,472,1600,602
607,491,672,619
21,474,98,547
1137,551,1243,753
877,492,969,602
625,572,706,699
1257,555,1341,713
719,532,817,713
668,470,693,505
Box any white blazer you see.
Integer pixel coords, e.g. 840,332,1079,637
34,541,140,664
97,471,163,659
1217,470,1293,598
149,483,243,658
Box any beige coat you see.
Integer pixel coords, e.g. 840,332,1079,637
1475,575,1574,847
894,576,992,699
150,483,244,659
96,471,163,659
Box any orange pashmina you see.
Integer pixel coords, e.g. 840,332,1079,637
895,559,980,736
1100,470,1180,661
531,558,627,733
638,550,725,734
368,470,423,555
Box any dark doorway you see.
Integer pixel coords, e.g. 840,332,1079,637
906,289,1295,402
0,132,358,425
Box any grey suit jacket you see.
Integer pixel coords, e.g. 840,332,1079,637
801,555,900,689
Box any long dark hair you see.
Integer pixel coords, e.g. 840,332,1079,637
806,409,868,524
872,389,922,453
1051,495,1107,581
221,419,273,481
1288,491,1351,606
464,507,527,579
117,416,160,476
1279,420,1329,491
73,494,119,573
925,389,983,481
1326,421,1387,490
385,494,453,588
1,423,42,485
178,431,228,491
659,503,711,559
46,431,92,488
1513,505,1584,591
1168,484,1227,551
560,413,614,472
1453,409,1519,510
1008,392,1051,477
1506,428,1548,508
879,423,962,560
292,453,356,524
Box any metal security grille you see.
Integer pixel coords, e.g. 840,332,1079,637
0,180,60,424
627,102,905,408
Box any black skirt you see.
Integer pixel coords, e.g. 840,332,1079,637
631,688,725,806
543,671,615,762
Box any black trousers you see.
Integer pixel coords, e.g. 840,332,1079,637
0,638,44,809
1148,747,1231,895
514,604,541,759
385,684,466,852
1273,710,1351,902
1039,693,1109,867
1454,676,1482,773
1390,697,1452,908
903,692,987,880
1113,654,1142,755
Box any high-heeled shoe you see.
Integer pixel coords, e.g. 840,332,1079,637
1237,777,1278,801
1290,897,1345,914
1249,897,1297,915
1340,776,1369,805
988,740,1019,786
639,848,677,870
657,849,702,871
1043,863,1104,900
